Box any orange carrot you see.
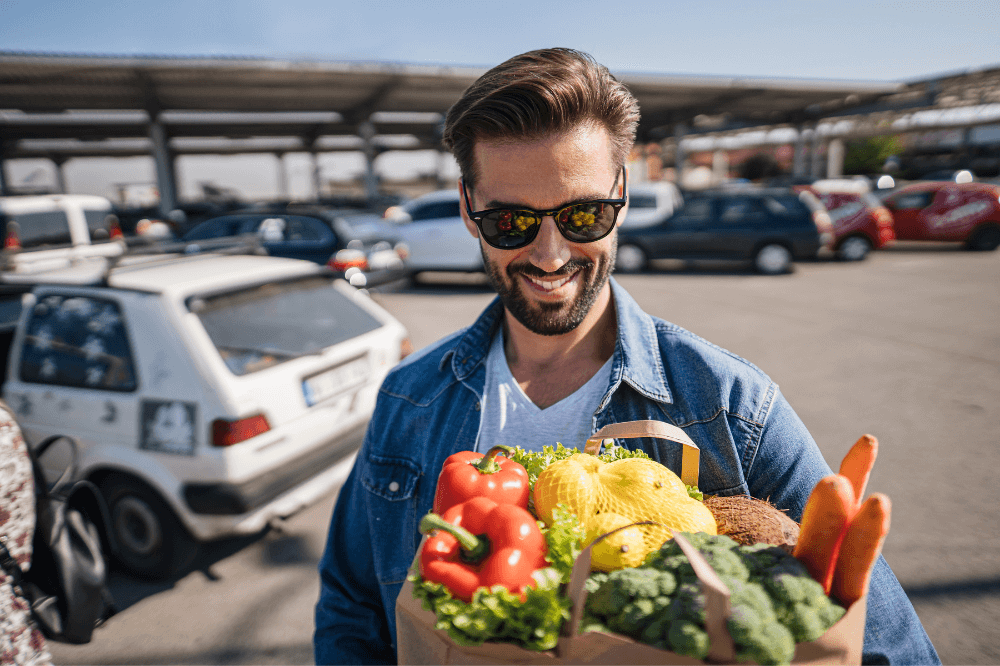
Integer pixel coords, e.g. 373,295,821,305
792,474,855,594
831,493,891,605
838,434,878,512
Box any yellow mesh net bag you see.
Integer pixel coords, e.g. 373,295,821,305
532,421,717,570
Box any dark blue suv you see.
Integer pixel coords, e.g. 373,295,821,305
616,188,832,275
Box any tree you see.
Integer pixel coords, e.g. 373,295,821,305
843,136,903,175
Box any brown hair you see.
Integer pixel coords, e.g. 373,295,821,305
442,48,640,190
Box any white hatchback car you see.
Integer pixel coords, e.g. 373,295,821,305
618,181,684,229
347,190,483,275
2,249,409,578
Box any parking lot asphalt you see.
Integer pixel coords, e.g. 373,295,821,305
48,242,999,665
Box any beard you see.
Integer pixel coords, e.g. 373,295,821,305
481,235,617,336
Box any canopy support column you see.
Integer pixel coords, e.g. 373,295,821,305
793,124,811,178
359,120,379,203
827,138,845,179
53,156,68,194
149,114,178,217
275,152,289,199
674,123,687,184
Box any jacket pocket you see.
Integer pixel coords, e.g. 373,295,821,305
361,455,422,585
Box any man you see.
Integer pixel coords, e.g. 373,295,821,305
314,48,939,665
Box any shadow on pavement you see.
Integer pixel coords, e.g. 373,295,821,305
106,529,275,611
880,241,970,253
905,576,1000,600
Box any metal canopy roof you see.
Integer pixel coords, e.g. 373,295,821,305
0,52,907,160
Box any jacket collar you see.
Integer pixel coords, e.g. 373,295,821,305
443,278,673,404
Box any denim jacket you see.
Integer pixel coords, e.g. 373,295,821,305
314,279,939,665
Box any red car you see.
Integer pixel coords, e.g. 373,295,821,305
795,184,895,260
881,181,1000,251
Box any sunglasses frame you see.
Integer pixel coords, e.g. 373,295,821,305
462,167,628,250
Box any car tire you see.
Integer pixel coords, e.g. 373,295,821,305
100,475,198,580
965,225,1000,251
754,243,793,275
837,236,872,261
616,244,648,273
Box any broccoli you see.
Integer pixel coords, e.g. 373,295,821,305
735,620,796,665
667,620,710,660
582,532,848,665
584,572,609,595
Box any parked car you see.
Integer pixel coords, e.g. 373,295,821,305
346,189,483,275
919,169,975,184
1,194,127,275
615,188,833,275
881,181,1000,250
619,181,684,229
797,180,895,261
180,210,407,285
1,248,410,579
1,194,116,248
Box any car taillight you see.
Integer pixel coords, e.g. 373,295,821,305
328,249,369,272
212,414,270,447
4,221,21,249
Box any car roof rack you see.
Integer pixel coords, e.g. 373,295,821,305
1,234,267,288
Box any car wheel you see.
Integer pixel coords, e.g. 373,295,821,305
100,476,198,580
754,243,793,275
965,225,1000,251
616,244,648,273
837,236,872,261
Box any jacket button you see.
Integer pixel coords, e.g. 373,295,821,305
388,481,399,492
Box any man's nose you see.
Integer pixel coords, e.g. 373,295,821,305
528,216,571,273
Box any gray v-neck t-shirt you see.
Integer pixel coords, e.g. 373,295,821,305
476,328,613,453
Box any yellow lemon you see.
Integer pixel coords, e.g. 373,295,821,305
586,512,648,572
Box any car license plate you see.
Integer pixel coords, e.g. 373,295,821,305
303,355,369,407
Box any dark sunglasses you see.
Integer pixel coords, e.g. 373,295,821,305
462,167,627,250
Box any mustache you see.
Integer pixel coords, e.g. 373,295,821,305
508,258,594,280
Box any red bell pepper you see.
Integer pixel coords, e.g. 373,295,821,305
432,444,530,514
419,496,548,602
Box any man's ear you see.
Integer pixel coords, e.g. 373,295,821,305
459,179,481,239
615,167,629,228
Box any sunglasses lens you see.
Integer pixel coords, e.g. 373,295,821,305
557,203,618,242
480,210,542,248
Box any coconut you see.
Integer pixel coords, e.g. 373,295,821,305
702,495,800,553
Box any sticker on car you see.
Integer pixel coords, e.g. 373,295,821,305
140,400,198,455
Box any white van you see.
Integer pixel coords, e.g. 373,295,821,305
1,194,124,273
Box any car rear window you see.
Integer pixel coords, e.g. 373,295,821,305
408,200,460,221
8,210,72,247
19,295,138,391
189,276,383,376
84,208,112,234
628,194,658,209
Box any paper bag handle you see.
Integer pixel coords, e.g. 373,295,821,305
584,420,701,488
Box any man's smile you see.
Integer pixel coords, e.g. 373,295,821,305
522,270,579,294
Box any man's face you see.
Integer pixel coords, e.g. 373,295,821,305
461,124,624,336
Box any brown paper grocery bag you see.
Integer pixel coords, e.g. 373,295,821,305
396,530,866,665
396,421,867,664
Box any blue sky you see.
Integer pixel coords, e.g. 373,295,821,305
2,0,998,199
1,0,998,82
